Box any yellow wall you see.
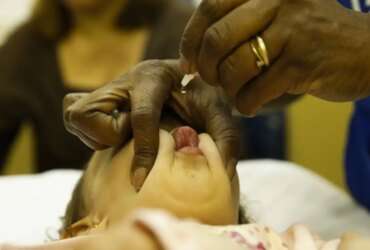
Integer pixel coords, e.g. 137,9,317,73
287,96,353,188
2,124,35,175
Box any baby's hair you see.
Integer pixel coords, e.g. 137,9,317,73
239,193,254,224
238,205,250,224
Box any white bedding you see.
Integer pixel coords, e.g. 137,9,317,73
0,160,369,244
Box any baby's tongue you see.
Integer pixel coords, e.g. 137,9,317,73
172,126,202,154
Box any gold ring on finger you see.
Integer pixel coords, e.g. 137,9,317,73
250,36,270,69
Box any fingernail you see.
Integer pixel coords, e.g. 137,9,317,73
245,107,259,118
132,167,148,192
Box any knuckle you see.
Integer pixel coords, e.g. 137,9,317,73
136,147,156,158
134,60,176,83
141,59,166,69
132,107,151,119
132,106,159,123
134,147,157,166
199,0,223,19
216,123,239,142
63,105,75,123
63,93,93,126
67,93,87,101
63,94,76,109
110,74,129,86
63,93,83,112
203,26,225,56
220,56,238,85
65,105,85,125
133,60,165,75
220,132,240,156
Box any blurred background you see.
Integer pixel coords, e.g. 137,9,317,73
0,0,353,189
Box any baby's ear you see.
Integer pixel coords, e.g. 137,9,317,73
339,233,370,250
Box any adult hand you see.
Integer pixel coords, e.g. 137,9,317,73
180,0,370,115
63,60,239,189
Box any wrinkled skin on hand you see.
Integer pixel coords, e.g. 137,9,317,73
180,0,370,116
64,60,239,189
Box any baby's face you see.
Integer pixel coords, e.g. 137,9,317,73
81,126,239,228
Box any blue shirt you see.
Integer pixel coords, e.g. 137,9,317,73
338,0,370,11
340,0,370,210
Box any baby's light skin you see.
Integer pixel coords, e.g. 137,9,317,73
82,129,239,229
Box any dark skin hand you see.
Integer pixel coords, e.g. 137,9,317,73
64,59,239,190
180,0,370,116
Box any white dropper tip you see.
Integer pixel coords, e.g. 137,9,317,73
180,74,196,94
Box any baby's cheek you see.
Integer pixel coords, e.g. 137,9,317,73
140,158,214,204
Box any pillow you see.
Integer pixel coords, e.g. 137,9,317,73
238,160,370,239
0,170,81,244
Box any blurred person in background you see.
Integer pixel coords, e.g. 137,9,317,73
0,0,193,172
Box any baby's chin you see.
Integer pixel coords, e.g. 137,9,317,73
141,128,230,201
141,128,229,200
137,129,237,224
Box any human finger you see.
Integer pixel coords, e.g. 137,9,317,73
235,58,301,116
64,87,131,149
180,0,246,73
63,93,89,133
219,21,288,98
130,61,181,190
197,0,280,85
206,101,239,178
63,92,108,149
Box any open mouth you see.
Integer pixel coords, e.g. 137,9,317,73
172,126,203,155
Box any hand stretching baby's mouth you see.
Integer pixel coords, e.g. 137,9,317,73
172,126,203,155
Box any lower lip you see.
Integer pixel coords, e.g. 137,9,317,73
177,146,203,155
